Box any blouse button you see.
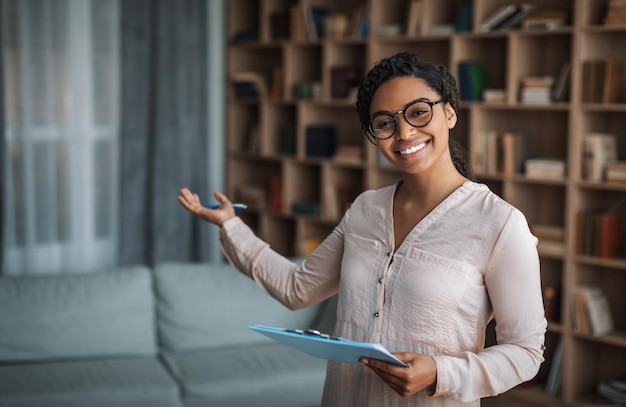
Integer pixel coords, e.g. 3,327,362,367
378,277,383,284
374,312,379,317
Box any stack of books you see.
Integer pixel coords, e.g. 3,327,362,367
519,75,555,103
597,377,626,405
606,162,626,183
525,158,566,180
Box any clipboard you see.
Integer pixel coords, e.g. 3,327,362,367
248,325,408,367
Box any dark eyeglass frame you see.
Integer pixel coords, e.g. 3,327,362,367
366,99,444,141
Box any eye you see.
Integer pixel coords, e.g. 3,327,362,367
407,107,428,118
373,116,394,129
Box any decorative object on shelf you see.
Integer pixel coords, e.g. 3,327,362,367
330,66,362,100
582,133,617,182
292,81,322,100
305,125,336,158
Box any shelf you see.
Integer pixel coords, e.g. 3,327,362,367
227,1,626,406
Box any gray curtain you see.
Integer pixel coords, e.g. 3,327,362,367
0,6,4,274
119,0,211,266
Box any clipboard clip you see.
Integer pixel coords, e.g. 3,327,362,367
286,328,343,341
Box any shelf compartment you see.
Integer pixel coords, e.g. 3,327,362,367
227,156,282,212
297,103,363,160
574,264,626,335
284,44,322,101
228,102,260,154
284,160,321,218
262,103,297,157
451,35,507,97
470,108,569,178
323,42,365,102
508,31,572,105
295,218,335,257
261,214,297,257
506,182,567,238
369,37,451,68
567,339,626,404
321,163,363,221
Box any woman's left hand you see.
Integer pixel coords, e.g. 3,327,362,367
360,353,437,398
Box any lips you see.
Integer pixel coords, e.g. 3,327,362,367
398,141,428,155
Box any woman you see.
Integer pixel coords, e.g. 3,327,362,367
178,52,546,406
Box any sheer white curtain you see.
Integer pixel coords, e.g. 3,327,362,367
2,0,120,274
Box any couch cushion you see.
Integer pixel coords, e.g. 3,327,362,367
0,357,181,407
161,343,327,407
0,266,157,362
154,262,322,352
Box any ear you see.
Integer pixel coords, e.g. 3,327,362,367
445,103,457,129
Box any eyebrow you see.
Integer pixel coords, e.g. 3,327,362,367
371,97,434,117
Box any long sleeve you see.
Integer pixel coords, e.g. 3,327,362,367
219,216,343,310
432,209,547,402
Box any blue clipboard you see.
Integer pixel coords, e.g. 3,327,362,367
248,325,408,367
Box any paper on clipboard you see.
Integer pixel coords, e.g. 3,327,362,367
248,325,408,367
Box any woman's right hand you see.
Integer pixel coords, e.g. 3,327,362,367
178,188,237,227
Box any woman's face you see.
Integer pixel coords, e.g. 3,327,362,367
369,76,457,176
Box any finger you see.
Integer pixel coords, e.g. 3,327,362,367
213,190,231,205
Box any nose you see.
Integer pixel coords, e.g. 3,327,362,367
393,112,414,140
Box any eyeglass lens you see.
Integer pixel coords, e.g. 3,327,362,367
369,100,434,139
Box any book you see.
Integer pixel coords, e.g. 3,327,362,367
583,133,617,182
545,340,563,396
458,62,489,101
524,158,566,180
593,214,623,258
501,131,530,174
573,286,615,336
522,9,567,30
582,60,607,103
606,161,626,183
602,60,624,103
492,4,535,30
405,0,423,37
552,61,571,102
477,4,519,32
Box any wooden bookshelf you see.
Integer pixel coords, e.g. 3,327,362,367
227,1,626,406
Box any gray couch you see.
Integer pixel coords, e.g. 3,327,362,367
0,262,336,407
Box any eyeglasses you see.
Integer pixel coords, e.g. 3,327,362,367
367,99,443,140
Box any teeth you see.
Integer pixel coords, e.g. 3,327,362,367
399,142,427,155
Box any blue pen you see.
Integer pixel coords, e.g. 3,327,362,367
204,203,247,210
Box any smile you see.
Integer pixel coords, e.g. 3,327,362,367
399,141,427,155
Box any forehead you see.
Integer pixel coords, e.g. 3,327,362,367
370,76,438,113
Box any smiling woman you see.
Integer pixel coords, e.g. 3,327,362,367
178,51,547,407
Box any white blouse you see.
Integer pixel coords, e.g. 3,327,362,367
220,181,547,406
